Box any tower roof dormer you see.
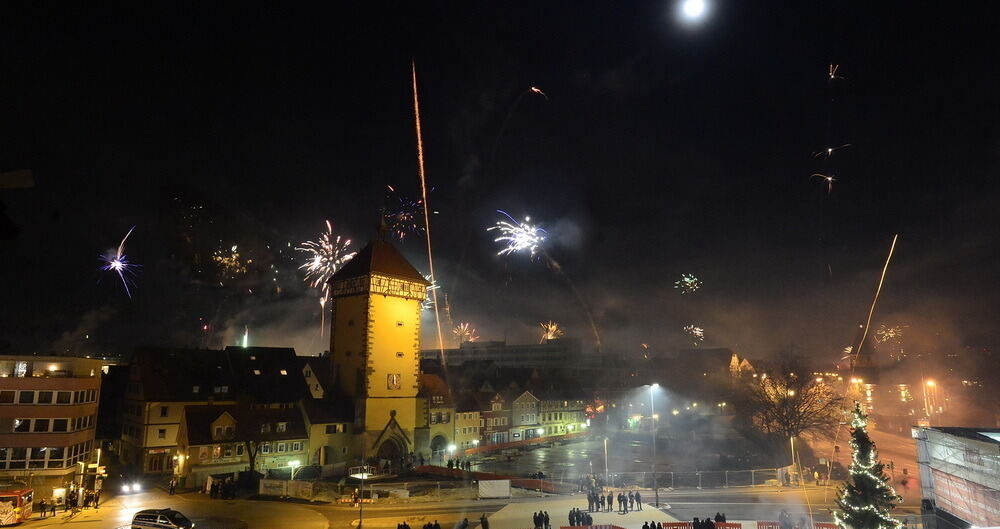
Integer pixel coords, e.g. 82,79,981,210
329,239,429,285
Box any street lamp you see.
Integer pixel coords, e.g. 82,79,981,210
289,460,301,480
650,383,660,507
349,465,374,529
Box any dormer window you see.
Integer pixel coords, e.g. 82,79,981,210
192,385,200,393
214,386,228,394
277,422,287,432
253,370,261,375
279,370,288,376
261,423,271,433
432,395,444,404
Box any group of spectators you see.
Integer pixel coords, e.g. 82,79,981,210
447,459,473,471
692,513,728,529
208,477,236,499
569,507,592,526
532,510,552,529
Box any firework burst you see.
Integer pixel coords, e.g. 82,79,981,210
683,324,705,344
212,245,250,281
99,226,140,298
876,324,905,343
453,322,479,343
422,274,440,311
384,185,436,240
539,321,564,343
487,210,546,257
674,274,701,294
297,221,356,335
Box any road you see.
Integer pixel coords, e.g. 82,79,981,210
658,486,921,526
470,434,700,482
804,426,921,503
23,488,327,529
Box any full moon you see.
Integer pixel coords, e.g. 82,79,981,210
680,0,708,21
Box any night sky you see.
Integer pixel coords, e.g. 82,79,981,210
2,2,998,360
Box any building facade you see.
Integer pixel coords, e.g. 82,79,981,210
480,392,511,445
454,396,481,453
176,405,309,488
327,235,430,465
511,391,541,441
119,346,306,476
0,356,103,501
915,426,1000,529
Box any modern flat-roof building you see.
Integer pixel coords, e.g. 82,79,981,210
914,426,1000,529
420,339,582,369
0,355,103,502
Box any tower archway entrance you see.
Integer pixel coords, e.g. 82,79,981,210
430,435,448,463
376,437,405,473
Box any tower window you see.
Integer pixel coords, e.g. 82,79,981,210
396,321,404,327
396,352,405,358
347,320,354,327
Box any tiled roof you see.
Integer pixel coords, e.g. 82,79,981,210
131,346,306,404
300,396,354,424
184,405,307,446
329,238,428,284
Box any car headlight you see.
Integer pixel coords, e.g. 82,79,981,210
132,483,141,491
121,484,131,492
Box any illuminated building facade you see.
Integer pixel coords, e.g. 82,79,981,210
914,426,1000,529
328,234,431,463
0,356,103,502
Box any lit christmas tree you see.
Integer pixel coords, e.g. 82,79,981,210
834,403,903,529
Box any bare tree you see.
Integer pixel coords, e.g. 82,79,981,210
740,359,844,440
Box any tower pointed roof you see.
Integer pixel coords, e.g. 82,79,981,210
329,237,429,285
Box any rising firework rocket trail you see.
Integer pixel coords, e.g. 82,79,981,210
99,226,140,298
674,273,701,294
296,221,356,336
487,210,546,256
539,321,564,343
411,61,447,368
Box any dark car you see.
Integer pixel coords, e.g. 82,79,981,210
131,508,194,529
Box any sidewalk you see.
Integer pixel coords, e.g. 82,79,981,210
489,497,678,529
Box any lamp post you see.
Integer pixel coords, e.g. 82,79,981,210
603,438,609,485
349,465,372,529
650,383,659,507
289,460,301,480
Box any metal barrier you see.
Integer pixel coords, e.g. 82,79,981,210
601,467,788,490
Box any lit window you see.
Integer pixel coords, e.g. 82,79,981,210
280,370,287,376
253,370,261,375
261,423,271,433
277,422,287,432
292,442,302,451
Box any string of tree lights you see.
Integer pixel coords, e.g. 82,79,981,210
833,403,904,529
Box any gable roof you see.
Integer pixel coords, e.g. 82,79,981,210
300,395,354,424
329,238,428,284
418,373,453,406
131,346,306,404
184,405,308,446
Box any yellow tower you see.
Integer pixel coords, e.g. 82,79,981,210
328,231,429,462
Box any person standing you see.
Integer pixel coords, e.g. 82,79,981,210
635,490,642,511
628,490,635,511
39,499,47,518
480,514,490,529
607,491,613,512
543,511,550,529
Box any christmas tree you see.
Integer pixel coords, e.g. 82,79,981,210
834,403,903,529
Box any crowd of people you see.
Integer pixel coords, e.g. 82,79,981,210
532,510,552,529
692,513,728,529
36,488,101,518
403,513,488,529
207,477,236,499
447,458,473,471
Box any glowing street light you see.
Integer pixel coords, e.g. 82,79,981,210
926,380,936,387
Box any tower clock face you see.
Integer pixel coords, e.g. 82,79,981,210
387,373,401,390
